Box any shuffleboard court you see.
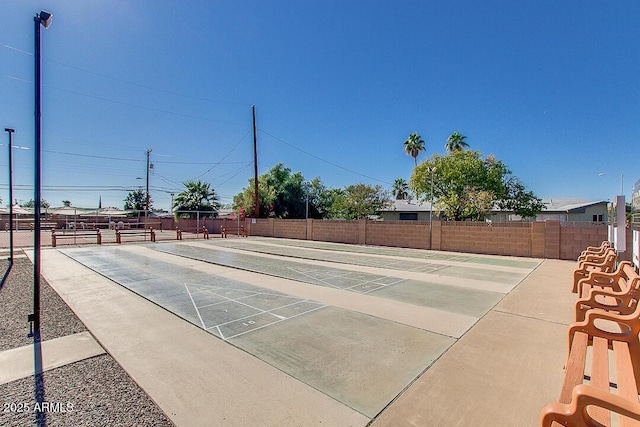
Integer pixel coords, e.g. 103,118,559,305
250,236,542,269
60,247,326,340
207,238,450,273
152,242,411,294
58,245,457,417
205,238,534,285
149,242,511,317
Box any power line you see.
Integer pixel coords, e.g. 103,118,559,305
156,160,248,165
0,43,32,56
1,42,252,107
46,84,246,126
154,173,183,190
192,129,252,180
42,149,143,162
259,129,393,185
1,73,246,126
216,163,253,187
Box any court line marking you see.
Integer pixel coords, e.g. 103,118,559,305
287,265,408,294
195,292,261,310
223,304,328,341
205,300,324,331
286,267,344,289
189,284,293,299
204,292,310,323
64,248,327,340
216,325,225,340
184,283,206,329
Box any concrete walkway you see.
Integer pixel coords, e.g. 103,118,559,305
34,244,576,426
0,332,105,385
372,259,576,426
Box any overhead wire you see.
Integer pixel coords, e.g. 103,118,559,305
259,129,393,185
216,162,253,187
1,42,252,107
191,128,252,180
1,72,246,126
2,43,392,195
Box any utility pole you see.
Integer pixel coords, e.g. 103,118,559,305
145,149,151,238
1,128,15,289
4,128,15,262
252,105,259,218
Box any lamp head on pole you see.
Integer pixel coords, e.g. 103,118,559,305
4,128,15,134
37,11,53,28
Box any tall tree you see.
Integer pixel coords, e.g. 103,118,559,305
445,131,469,153
392,178,409,200
124,189,149,211
173,180,220,218
403,132,426,167
234,163,333,219
328,183,392,220
410,150,543,221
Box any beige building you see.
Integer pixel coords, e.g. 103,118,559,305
380,198,608,223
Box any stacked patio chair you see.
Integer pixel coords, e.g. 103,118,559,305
541,241,640,426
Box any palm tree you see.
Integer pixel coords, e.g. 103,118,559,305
173,180,221,218
445,131,469,153
392,178,409,200
403,132,426,167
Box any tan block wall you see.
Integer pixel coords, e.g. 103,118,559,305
312,220,361,244
560,223,608,260
440,222,532,256
544,221,560,259
247,218,273,236
531,222,546,258
238,219,611,260
431,221,442,250
365,221,430,249
273,219,307,239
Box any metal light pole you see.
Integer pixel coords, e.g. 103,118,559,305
31,10,53,334
4,129,15,262
145,149,151,239
252,105,259,217
599,172,624,196
429,167,435,250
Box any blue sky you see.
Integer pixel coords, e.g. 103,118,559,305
1,1,639,210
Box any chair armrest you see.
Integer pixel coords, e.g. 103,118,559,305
584,286,632,301
577,258,612,269
577,275,622,296
578,252,607,263
540,384,640,427
569,308,640,349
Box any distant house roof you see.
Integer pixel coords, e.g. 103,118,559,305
380,199,434,212
541,198,608,213
380,198,607,214
217,208,235,218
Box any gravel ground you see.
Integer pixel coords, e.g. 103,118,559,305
0,254,174,426
0,256,86,351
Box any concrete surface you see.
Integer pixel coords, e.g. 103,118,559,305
39,249,368,427
30,239,576,426
372,258,576,426
231,306,454,417
0,332,105,385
